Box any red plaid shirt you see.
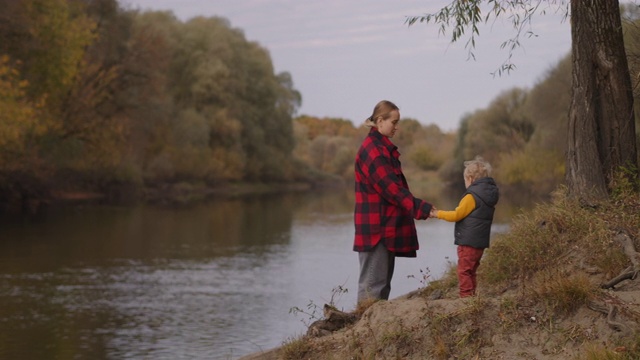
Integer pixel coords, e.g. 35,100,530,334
353,128,432,257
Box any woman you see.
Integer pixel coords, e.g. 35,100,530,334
354,100,434,303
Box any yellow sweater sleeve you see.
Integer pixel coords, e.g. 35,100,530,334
436,194,476,222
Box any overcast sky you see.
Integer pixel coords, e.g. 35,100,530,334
121,0,571,131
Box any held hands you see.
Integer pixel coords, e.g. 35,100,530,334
429,207,438,219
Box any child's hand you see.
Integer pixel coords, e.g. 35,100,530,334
429,207,438,219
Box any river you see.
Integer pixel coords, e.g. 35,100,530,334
0,190,514,359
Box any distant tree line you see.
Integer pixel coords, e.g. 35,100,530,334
0,0,303,212
293,116,454,184
3,1,640,214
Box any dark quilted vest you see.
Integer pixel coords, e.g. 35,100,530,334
454,177,499,249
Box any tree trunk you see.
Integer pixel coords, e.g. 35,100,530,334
567,0,638,201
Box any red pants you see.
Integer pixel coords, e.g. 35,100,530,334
457,245,485,298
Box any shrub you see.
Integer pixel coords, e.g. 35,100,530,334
480,187,618,289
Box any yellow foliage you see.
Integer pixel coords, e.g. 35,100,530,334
0,56,42,163
410,145,443,171
496,149,564,195
20,0,96,110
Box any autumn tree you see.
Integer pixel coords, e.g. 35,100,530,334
440,84,556,197
0,0,97,204
0,56,42,170
0,0,96,106
293,116,359,179
131,14,302,183
498,56,571,196
462,88,533,165
409,0,639,201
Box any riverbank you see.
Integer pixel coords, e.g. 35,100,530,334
242,284,640,359
141,181,322,205
2,178,346,219
240,188,640,359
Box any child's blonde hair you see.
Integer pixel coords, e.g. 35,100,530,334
463,156,492,181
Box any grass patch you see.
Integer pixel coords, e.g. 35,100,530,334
530,271,594,315
420,263,458,298
378,325,416,358
425,296,490,359
480,186,635,291
580,335,640,360
280,336,316,360
353,297,378,318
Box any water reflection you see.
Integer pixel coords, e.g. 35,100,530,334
0,190,517,360
0,193,298,273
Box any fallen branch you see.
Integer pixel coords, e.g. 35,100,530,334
601,266,634,289
587,300,632,335
601,231,640,289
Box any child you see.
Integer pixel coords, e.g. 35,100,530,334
430,156,499,298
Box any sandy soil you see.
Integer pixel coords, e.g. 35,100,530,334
239,272,640,360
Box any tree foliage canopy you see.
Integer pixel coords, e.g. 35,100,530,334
0,0,303,207
409,0,639,201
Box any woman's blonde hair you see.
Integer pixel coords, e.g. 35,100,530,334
364,100,399,128
463,156,492,181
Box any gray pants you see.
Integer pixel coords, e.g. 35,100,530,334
357,241,395,303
